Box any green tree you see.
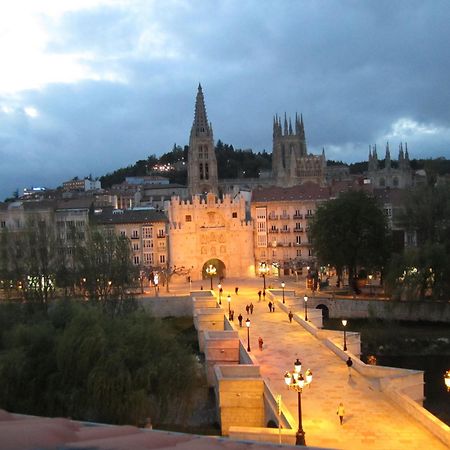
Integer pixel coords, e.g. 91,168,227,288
309,190,390,289
386,183,450,300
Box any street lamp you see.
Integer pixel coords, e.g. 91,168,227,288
227,294,231,320
281,281,285,303
284,358,313,446
368,274,373,296
206,264,217,290
259,262,270,291
218,283,222,305
342,319,348,351
303,295,308,321
445,370,450,392
246,318,251,352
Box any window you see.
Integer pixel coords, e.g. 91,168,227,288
232,212,237,218
185,215,192,222
133,255,140,265
199,163,203,180
296,236,301,245
205,163,209,180
297,249,301,257
308,249,313,257
142,226,153,238
133,242,139,251
120,230,126,237
306,209,313,216
0,221,5,228
159,254,166,264
157,229,165,238
143,239,153,249
143,253,153,264
131,229,139,239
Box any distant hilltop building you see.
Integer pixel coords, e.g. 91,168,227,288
272,114,326,187
367,142,412,189
63,177,101,192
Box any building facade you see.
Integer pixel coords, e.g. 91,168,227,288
167,193,254,281
92,207,168,269
251,183,331,276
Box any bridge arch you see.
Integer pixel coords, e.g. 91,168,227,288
316,304,329,320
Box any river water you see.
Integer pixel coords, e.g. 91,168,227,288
322,318,450,425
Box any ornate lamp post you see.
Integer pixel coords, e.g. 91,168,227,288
218,283,222,305
281,281,285,303
445,370,450,392
206,264,217,290
341,319,348,351
259,262,270,291
246,318,251,351
227,294,231,320
284,358,313,446
368,274,373,296
303,295,308,321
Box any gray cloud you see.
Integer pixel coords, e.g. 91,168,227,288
1,1,450,199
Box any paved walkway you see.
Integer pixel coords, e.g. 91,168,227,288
195,277,448,450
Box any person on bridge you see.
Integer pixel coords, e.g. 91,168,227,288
249,302,254,314
268,301,273,312
337,402,345,425
258,336,264,350
235,287,239,294
346,357,353,378
238,313,243,327
288,310,293,322
258,290,262,301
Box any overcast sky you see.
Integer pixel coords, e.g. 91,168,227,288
1,1,450,199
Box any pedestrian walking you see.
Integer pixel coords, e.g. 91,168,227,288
262,290,266,301
268,301,272,312
238,313,243,327
258,336,264,350
258,290,262,301
235,287,239,295
337,402,345,425
272,304,275,312
245,304,250,315
346,356,353,378
288,310,293,323
249,302,254,314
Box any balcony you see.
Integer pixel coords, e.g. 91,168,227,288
280,214,290,220
280,228,291,233
156,234,166,239
268,229,279,234
268,214,279,220
294,227,304,233
293,213,303,219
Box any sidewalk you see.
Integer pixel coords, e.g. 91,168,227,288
213,278,448,450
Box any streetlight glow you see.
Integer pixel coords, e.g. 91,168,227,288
281,281,285,303
304,295,308,321
342,319,348,351
246,318,251,352
206,264,217,290
284,358,313,446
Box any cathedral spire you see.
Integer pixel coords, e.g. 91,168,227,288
288,117,293,135
191,83,211,138
284,113,288,135
385,141,391,169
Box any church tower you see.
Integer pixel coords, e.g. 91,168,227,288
272,113,325,186
187,84,218,196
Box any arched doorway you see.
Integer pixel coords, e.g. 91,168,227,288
202,259,226,281
316,304,329,320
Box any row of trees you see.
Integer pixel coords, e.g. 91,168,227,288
0,300,201,425
309,184,450,300
0,222,140,314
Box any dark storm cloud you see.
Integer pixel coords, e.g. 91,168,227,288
1,0,450,199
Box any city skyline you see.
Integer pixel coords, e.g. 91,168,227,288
1,1,450,199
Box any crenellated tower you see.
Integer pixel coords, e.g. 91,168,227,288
187,84,218,196
272,113,325,186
